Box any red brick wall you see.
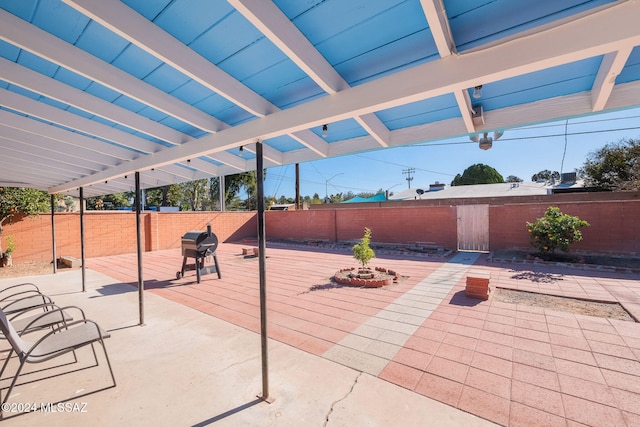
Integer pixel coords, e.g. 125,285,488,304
3,198,639,264
336,206,457,247
269,200,639,255
490,201,640,253
2,211,256,263
264,210,336,241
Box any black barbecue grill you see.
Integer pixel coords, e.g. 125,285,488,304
176,223,221,283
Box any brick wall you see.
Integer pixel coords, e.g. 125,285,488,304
2,196,639,264
490,201,640,254
268,199,639,255
2,211,256,263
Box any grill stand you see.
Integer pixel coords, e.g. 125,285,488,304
177,252,221,283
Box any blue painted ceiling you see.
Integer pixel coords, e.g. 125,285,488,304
1,0,639,196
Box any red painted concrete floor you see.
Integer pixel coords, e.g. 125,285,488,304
87,243,640,426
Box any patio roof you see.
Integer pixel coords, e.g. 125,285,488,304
1,0,640,197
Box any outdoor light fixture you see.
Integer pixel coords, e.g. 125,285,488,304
322,124,328,138
478,133,492,150
239,145,243,152
472,85,483,98
471,130,504,150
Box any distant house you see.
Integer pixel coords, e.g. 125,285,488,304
389,175,584,201
269,203,296,211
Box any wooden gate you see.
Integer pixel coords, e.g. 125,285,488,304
456,204,489,252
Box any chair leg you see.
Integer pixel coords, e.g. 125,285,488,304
0,348,15,378
99,338,116,386
89,342,100,368
1,358,27,407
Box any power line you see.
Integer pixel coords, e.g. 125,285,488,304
402,168,415,189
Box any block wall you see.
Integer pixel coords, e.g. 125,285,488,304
490,201,640,253
2,211,256,263
2,197,639,264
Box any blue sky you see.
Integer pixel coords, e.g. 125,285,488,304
262,107,640,200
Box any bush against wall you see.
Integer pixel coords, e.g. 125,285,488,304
526,206,589,255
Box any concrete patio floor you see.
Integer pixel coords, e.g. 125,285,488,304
2,242,640,426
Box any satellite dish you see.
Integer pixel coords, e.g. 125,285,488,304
416,189,424,195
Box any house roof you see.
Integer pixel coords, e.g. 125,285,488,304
342,193,388,203
389,180,584,201
2,1,640,197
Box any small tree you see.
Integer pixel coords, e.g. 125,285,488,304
451,164,504,186
352,227,376,269
579,138,640,191
531,170,560,182
526,207,589,254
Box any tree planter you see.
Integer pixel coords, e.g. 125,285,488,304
333,267,395,288
1,253,12,267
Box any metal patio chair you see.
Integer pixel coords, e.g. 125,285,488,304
0,306,116,410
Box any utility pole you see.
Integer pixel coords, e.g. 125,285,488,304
295,163,300,210
402,168,415,189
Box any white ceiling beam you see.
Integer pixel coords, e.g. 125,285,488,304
0,155,82,181
453,89,476,133
420,0,456,57
421,0,475,133
65,0,334,167
155,164,198,182
241,142,284,165
0,9,226,133
84,180,130,195
289,130,329,157
0,150,88,180
354,114,390,147
202,152,246,171
327,135,384,158
229,0,348,94
0,110,137,161
229,0,391,147
63,0,275,118
3,58,246,174
281,147,323,165
591,48,633,112
184,158,220,176
0,58,189,145
50,1,640,192
0,89,160,154
0,134,100,173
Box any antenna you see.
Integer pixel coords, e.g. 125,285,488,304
402,168,415,189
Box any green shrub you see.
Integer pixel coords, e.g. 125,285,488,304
526,207,589,254
352,227,376,268
4,235,15,255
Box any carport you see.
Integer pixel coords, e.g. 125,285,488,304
2,0,640,401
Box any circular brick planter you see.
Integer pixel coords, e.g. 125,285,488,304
333,267,397,288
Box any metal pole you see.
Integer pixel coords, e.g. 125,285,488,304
135,172,144,325
256,140,271,402
295,163,300,210
79,187,86,291
50,194,57,274
219,175,225,212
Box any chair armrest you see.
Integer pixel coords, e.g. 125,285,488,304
0,289,43,304
0,283,40,298
10,304,75,336
9,302,59,321
1,294,54,315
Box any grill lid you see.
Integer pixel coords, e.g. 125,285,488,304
181,224,219,256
